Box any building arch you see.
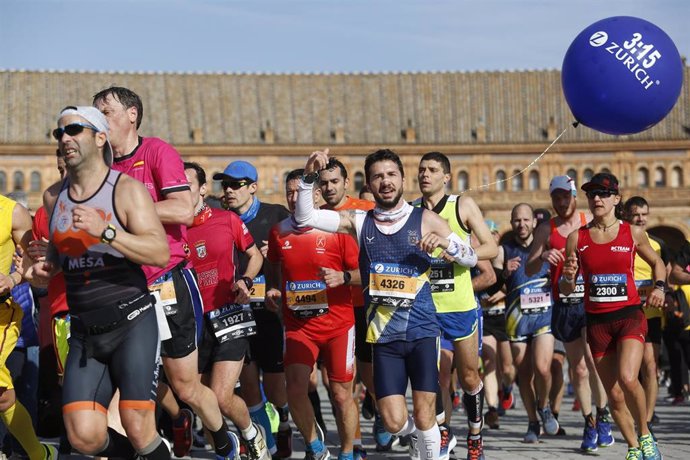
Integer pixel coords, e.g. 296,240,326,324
0,171,6,193
654,166,666,187
528,170,540,191
671,165,683,188
495,170,506,192
583,168,594,183
457,170,469,192
637,167,649,188
30,171,41,192
511,169,523,191
353,171,365,192
13,171,24,191
566,168,578,185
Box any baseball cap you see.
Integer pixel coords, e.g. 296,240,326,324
212,160,258,182
581,172,619,193
485,219,499,233
58,106,113,166
549,175,576,196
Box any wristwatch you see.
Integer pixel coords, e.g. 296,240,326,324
301,172,319,184
343,271,352,285
101,224,117,244
239,276,254,290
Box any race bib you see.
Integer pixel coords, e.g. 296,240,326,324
369,263,418,308
207,303,256,343
519,285,551,312
635,279,653,303
559,274,585,304
285,280,329,318
429,259,454,293
149,278,178,316
250,275,267,309
589,274,628,302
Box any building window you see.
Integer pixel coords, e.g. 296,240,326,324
637,167,649,188
528,170,540,191
583,168,594,183
457,171,469,192
566,168,578,185
13,171,24,191
600,167,611,174
511,170,523,191
496,170,506,192
654,166,666,187
354,172,365,192
212,172,223,194
0,171,6,193
671,166,683,188
30,171,41,192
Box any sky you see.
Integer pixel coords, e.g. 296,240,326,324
1,0,689,74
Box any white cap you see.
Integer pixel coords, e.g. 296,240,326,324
549,175,576,196
58,106,113,166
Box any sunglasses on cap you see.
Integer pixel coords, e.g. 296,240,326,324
585,189,617,199
222,180,253,190
53,122,99,141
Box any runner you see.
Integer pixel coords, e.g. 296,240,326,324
499,203,559,443
184,162,270,459
561,173,664,460
414,152,498,460
28,105,168,459
294,148,480,460
215,160,291,458
265,169,360,460
93,87,236,459
526,175,613,452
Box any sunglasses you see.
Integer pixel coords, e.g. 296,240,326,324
586,189,617,199
53,122,99,141
222,180,252,190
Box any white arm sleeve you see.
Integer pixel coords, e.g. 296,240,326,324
445,232,478,268
293,179,341,232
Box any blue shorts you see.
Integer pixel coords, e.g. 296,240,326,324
551,301,586,343
437,309,478,342
506,304,552,343
373,337,439,398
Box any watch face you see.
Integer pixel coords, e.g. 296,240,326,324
104,227,116,240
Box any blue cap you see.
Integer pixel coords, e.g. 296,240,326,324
213,161,258,182
485,219,499,233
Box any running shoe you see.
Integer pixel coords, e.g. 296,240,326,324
451,391,462,412
580,423,598,453
500,386,515,411
373,414,398,452
242,423,270,460
647,423,657,443
439,424,457,460
408,434,420,460
523,421,540,444
172,408,194,457
626,447,643,460
304,448,331,460
639,434,662,460
538,406,560,436
466,433,485,460
42,443,58,460
484,407,500,429
353,445,367,460
275,426,293,459
596,412,615,447
216,431,241,460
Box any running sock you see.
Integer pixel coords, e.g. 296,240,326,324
137,435,171,460
394,415,417,438
463,381,484,430
240,422,258,441
0,402,44,460
417,425,441,460
249,402,277,451
210,421,233,457
94,427,137,459
584,412,596,428
338,451,354,460
307,438,325,454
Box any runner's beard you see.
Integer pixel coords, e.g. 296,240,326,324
374,187,404,210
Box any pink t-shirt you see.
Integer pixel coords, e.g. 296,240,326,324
112,136,190,283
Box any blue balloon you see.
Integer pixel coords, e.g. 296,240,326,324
562,16,684,135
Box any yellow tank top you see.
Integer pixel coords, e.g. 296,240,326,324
634,231,662,319
427,195,475,313
0,195,17,276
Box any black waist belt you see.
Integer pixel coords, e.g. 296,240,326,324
75,293,154,335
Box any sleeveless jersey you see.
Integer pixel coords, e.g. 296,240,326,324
359,207,438,343
549,213,587,305
413,195,475,313
50,170,148,315
0,195,16,277
577,221,641,314
634,231,662,319
503,240,551,313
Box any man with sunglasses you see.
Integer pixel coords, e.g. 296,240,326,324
526,175,613,453
93,87,236,460
27,106,169,459
214,161,292,458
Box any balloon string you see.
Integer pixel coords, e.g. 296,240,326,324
464,124,573,193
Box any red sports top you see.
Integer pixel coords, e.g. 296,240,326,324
549,212,587,300
332,196,374,308
267,218,358,339
187,206,255,313
32,206,69,317
577,221,641,314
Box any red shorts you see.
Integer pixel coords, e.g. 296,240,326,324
284,326,355,383
586,308,647,358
